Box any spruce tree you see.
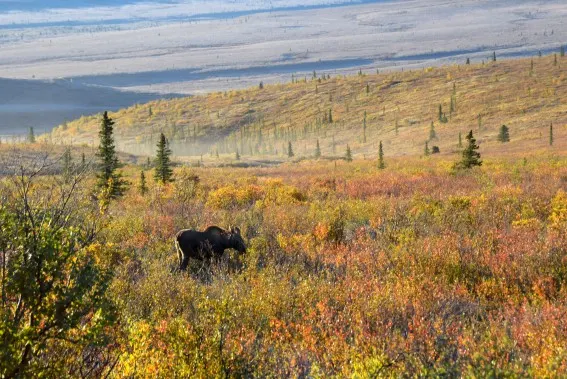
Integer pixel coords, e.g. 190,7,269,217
139,170,148,195
550,122,554,146
497,125,510,143
62,147,73,182
28,127,35,143
466,58,470,65
378,141,385,169
561,46,565,58
315,139,321,158
287,142,294,158
492,51,497,62
429,122,437,140
235,149,241,160
456,130,482,169
96,111,127,198
328,109,333,123
154,133,174,184
345,145,352,162
363,111,367,143
458,132,463,148
432,146,440,154
424,141,430,156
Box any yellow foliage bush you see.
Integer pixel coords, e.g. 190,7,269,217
549,189,567,229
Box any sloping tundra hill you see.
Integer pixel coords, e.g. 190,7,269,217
50,55,567,158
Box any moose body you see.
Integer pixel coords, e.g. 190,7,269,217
175,226,246,271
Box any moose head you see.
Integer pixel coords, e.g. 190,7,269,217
228,226,247,254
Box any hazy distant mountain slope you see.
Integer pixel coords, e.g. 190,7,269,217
51,56,567,158
0,78,172,136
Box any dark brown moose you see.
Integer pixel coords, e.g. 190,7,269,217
175,226,246,271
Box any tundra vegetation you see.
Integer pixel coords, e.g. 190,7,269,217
1,144,566,377
1,53,567,377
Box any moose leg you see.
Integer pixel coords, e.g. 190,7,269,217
180,254,190,271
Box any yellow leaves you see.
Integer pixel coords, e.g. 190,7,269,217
206,184,263,209
512,202,541,229
548,189,567,229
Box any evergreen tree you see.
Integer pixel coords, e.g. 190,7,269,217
497,125,510,143
363,111,367,143
28,127,35,143
429,122,437,140
62,147,73,182
259,81,264,89
550,122,554,146
315,139,321,158
81,152,86,166
456,130,482,169
235,149,241,160
458,132,463,148
424,141,430,156
154,133,174,184
139,170,148,195
432,146,440,154
466,58,470,65
328,109,333,123
366,83,370,94
561,46,565,58
287,142,294,158
96,111,127,198
378,141,385,169
438,105,447,123
492,51,497,62
345,145,352,162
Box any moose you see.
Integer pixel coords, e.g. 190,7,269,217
175,226,247,271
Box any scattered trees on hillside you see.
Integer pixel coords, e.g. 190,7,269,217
456,130,482,169
96,111,128,199
154,133,174,184
498,125,510,143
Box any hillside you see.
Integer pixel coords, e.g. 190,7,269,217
50,55,567,159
